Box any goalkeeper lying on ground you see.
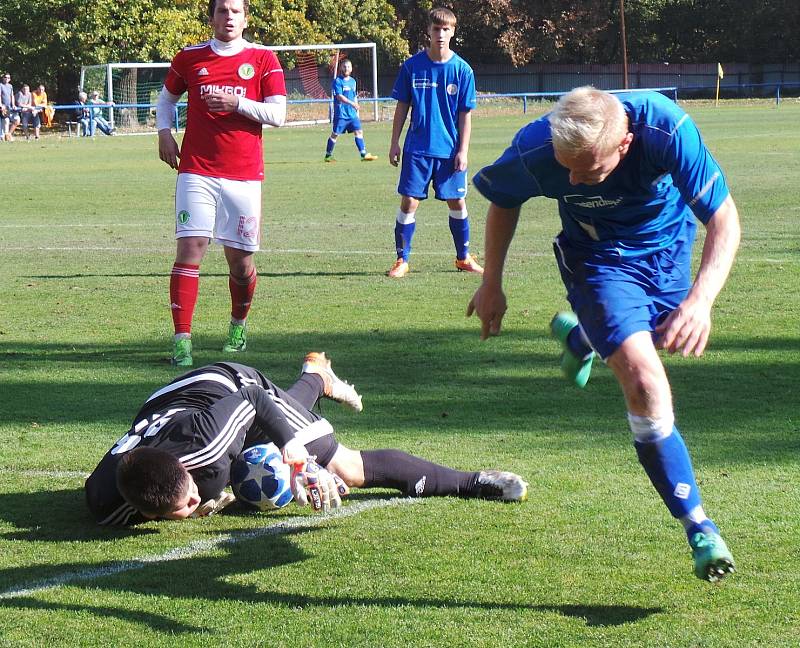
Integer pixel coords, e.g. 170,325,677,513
85,353,527,525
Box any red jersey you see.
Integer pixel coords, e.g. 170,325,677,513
165,40,286,181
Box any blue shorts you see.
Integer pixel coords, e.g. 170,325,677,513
398,153,468,201
553,230,695,360
332,117,362,134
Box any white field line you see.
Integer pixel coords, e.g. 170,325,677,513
0,497,418,601
14,470,90,479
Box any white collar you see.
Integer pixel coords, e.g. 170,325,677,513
210,37,246,56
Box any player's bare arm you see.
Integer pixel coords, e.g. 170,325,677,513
467,203,521,339
454,110,472,172
656,195,741,357
389,100,410,166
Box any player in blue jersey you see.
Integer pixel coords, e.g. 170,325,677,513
467,86,741,582
324,59,377,163
386,7,483,278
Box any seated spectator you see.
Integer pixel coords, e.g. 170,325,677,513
0,73,19,141
88,90,115,136
75,91,91,136
32,84,52,128
16,84,41,139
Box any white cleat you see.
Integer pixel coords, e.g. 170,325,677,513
302,352,363,413
475,470,528,502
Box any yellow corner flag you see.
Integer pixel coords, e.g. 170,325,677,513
715,63,724,106
717,63,724,79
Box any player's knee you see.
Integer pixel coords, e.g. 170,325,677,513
326,446,365,487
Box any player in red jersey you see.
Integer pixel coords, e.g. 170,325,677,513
156,0,287,367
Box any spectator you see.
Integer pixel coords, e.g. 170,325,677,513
32,84,53,128
0,73,19,141
88,90,116,136
75,91,91,136
16,84,40,139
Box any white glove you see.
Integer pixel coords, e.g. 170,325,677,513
190,490,237,518
290,460,343,513
281,437,310,466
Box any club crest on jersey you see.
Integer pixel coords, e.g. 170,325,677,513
238,63,255,80
178,210,191,224
446,83,458,95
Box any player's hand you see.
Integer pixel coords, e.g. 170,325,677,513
203,91,239,113
290,460,343,513
191,491,236,518
389,143,401,167
467,283,508,340
654,298,713,357
158,130,181,170
454,150,468,172
281,437,310,466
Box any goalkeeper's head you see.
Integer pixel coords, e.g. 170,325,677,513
116,447,201,520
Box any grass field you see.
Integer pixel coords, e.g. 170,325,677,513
1,101,799,647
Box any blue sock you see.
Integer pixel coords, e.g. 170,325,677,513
635,426,704,525
395,221,415,261
567,325,593,358
355,137,366,155
325,138,335,156
448,216,470,260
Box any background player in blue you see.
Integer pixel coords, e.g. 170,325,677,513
324,59,378,163
386,7,483,278
467,86,741,582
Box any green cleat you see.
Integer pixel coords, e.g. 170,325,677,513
690,531,736,582
324,154,335,163
222,322,247,353
172,337,193,367
550,311,594,388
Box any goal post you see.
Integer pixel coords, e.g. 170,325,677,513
79,42,378,133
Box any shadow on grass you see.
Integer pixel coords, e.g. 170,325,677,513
0,524,663,632
0,488,156,543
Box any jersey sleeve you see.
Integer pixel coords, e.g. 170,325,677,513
164,50,189,96
472,131,544,208
391,62,412,103
332,77,344,98
260,51,286,97
657,114,729,224
458,66,477,112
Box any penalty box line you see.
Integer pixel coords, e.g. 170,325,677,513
0,497,420,601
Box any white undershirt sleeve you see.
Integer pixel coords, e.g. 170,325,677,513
156,86,181,131
236,94,286,127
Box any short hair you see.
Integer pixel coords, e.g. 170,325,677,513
116,447,190,516
548,86,629,157
78,91,87,101
207,0,249,19
429,7,457,28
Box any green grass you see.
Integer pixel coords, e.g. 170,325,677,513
1,101,799,647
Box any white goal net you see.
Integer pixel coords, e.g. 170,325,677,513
79,42,378,133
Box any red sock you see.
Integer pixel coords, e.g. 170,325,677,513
170,263,200,335
229,269,257,321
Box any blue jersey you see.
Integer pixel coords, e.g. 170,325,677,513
473,92,729,258
332,75,358,122
391,50,476,158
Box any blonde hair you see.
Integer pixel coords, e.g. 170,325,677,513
429,7,456,28
549,86,628,156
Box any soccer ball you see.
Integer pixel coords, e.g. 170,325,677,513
230,444,293,511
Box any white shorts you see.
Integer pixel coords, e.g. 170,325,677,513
175,173,262,252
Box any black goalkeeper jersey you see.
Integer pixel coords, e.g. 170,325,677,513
85,362,323,526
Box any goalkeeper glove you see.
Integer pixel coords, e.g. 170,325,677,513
190,490,237,518
290,460,343,513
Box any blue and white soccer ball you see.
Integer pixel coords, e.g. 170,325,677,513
230,444,293,511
